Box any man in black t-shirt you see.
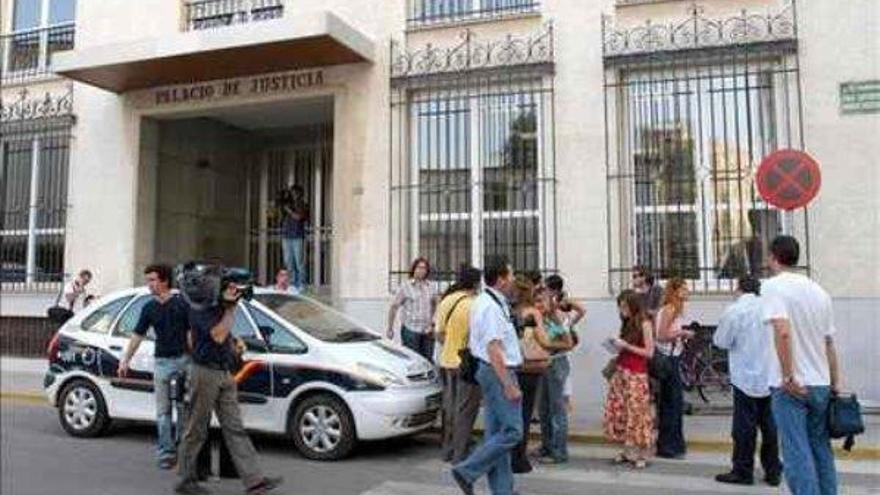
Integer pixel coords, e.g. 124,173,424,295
175,281,282,495
118,264,191,470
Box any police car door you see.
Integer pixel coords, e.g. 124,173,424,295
105,295,157,421
230,304,274,431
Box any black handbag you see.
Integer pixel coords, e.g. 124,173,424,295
46,284,74,325
648,350,674,380
458,348,478,384
828,392,865,451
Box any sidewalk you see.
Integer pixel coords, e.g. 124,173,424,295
4,356,879,458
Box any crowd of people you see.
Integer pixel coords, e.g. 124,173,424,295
63,232,842,495
388,235,844,495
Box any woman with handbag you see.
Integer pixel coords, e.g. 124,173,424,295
535,289,575,465
654,278,695,459
604,290,656,469
510,278,554,474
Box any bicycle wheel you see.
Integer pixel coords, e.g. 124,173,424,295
697,358,732,405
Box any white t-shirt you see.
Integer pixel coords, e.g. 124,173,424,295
62,280,86,311
762,271,836,387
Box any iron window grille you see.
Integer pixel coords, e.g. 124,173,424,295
1,87,75,292
390,26,557,290
603,2,810,294
408,0,540,28
182,0,285,31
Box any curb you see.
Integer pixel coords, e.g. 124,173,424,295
1,391,47,404
473,428,880,462
3,391,878,461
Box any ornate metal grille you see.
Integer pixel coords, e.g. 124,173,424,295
390,26,557,289
1,87,75,292
603,2,810,294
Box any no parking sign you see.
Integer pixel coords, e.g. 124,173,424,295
755,149,822,210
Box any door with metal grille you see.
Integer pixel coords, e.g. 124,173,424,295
245,127,332,290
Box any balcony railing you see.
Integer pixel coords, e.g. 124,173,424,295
1,24,75,84
408,0,540,28
616,0,686,5
182,0,285,31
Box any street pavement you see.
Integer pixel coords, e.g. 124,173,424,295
2,397,880,495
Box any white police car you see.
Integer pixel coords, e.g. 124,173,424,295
44,288,441,460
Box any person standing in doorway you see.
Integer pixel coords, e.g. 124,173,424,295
762,235,842,495
280,184,308,292
176,281,283,495
117,264,191,470
387,257,437,361
436,265,482,463
654,277,695,459
63,268,93,311
451,255,522,495
713,275,782,487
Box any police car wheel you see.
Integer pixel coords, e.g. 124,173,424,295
58,379,109,437
290,394,355,461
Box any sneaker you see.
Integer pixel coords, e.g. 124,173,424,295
174,481,212,495
159,458,176,470
537,456,566,465
765,473,782,487
451,468,474,495
715,472,754,485
246,476,284,495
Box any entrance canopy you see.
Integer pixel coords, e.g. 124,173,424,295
53,11,373,93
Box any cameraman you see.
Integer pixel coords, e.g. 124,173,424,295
279,185,308,292
176,281,282,495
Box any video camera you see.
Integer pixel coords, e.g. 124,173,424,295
176,261,255,311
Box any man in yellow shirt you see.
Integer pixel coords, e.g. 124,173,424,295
437,266,482,463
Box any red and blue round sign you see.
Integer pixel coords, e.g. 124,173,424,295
756,149,821,211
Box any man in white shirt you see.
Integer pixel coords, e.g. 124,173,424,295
63,269,93,311
762,236,842,495
451,256,522,495
713,276,781,487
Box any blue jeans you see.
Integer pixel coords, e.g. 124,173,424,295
771,386,837,495
453,362,523,495
154,355,189,462
401,326,434,362
539,356,570,461
282,236,305,289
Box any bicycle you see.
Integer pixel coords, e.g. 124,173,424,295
678,323,731,405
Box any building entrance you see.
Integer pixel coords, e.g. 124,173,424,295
147,97,334,290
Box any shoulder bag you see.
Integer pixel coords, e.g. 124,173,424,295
828,392,865,452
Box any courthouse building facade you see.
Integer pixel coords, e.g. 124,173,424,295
2,0,878,413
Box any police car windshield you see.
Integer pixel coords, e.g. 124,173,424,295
253,293,379,343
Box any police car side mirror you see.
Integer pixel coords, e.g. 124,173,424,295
241,335,268,353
